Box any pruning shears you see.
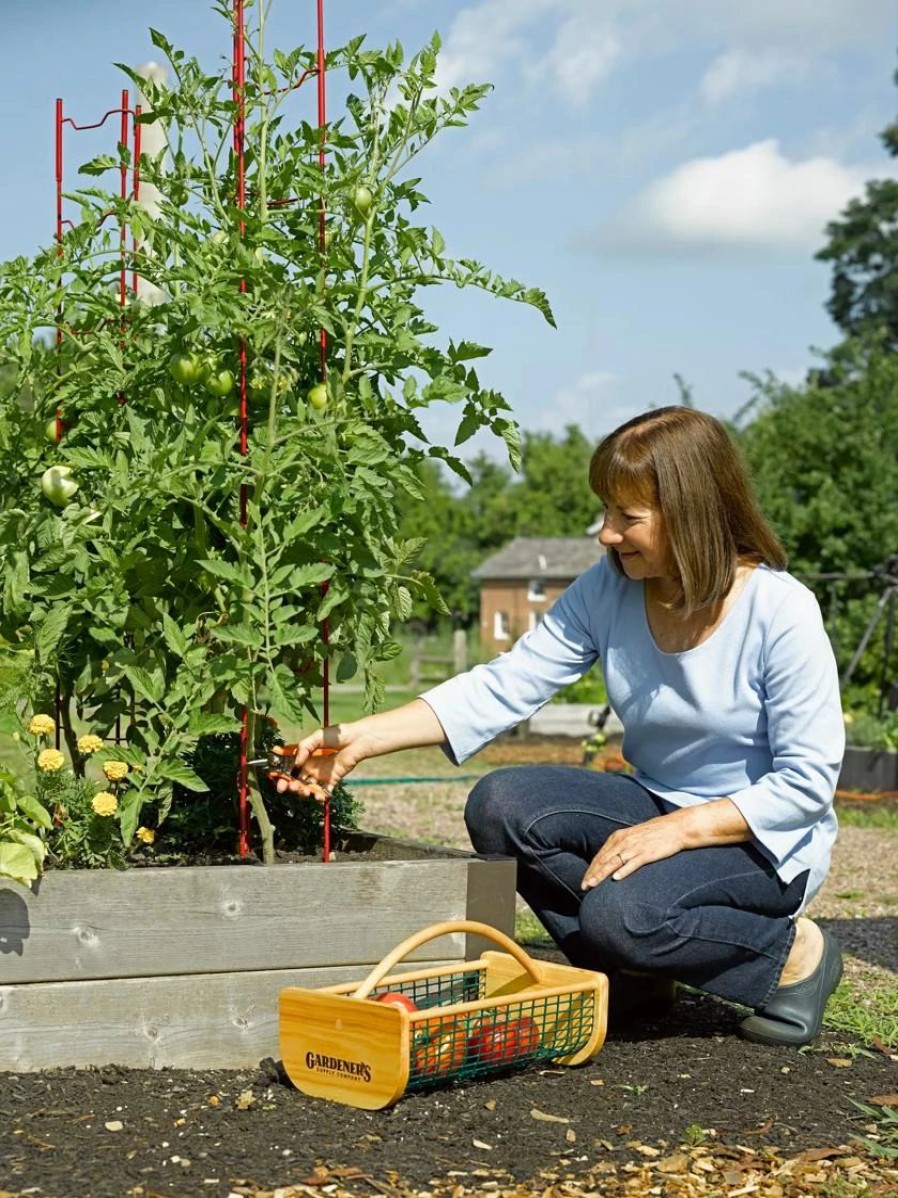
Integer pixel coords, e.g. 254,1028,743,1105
247,744,337,796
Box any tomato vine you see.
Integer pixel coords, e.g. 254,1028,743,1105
0,4,554,875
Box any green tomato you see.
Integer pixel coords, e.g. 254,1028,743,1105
44,418,59,444
307,383,329,412
40,465,79,508
205,367,235,398
353,185,374,217
168,352,203,386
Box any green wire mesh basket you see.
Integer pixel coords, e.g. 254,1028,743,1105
280,919,609,1108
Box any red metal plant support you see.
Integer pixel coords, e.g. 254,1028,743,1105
53,12,334,861
53,89,139,750
234,0,333,860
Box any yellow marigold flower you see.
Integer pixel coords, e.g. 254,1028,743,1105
103,760,129,782
91,791,118,817
77,733,104,755
29,714,56,737
37,748,65,773
136,826,155,845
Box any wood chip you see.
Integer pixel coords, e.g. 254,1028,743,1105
530,1109,570,1124
472,1139,493,1151
825,1057,853,1068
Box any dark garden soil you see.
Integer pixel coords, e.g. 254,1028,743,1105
2,942,897,1198
5,736,897,1197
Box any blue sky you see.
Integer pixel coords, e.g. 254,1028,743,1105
2,0,897,463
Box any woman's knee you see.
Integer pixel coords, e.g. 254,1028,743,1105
464,768,521,853
579,882,672,971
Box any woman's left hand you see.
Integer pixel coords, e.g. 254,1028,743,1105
581,812,690,889
581,798,752,888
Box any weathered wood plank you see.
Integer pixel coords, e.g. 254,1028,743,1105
0,960,458,1071
0,860,491,983
465,858,518,960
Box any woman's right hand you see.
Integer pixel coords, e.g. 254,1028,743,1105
273,725,365,800
272,699,448,800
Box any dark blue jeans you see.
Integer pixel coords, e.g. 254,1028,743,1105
465,766,809,1009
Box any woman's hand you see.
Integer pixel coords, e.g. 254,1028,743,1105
272,698,448,801
581,812,690,888
273,727,362,800
581,798,752,889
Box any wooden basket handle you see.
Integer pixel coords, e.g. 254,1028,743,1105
351,919,545,1000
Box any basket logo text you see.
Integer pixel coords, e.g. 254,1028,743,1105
305,1051,372,1083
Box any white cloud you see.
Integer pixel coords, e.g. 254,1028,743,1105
602,139,871,253
526,17,621,107
434,0,556,93
700,49,811,105
539,370,622,433
432,0,895,102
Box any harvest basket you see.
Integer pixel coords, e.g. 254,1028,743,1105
279,919,609,1109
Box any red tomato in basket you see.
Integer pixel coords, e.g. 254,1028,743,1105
467,1015,541,1068
373,991,418,1013
411,1022,467,1078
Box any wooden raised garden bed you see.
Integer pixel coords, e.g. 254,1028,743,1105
0,831,516,1072
839,746,898,794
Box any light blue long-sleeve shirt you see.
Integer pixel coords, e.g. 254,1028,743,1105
422,558,845,909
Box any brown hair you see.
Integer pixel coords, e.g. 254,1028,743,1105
589,406,787,612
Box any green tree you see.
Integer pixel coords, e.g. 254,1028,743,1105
816,63,898,346
738,342,898,696
398,425,598,621
512,425,597,536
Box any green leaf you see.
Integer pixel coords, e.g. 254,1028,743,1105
17,793,53,830
8,828,47,864
212,622,263,649
273,624,319,648
394,585,413,620
161,761,209,793
3,552,29,615
268,666,308,725
118,788,143,846
122,665,165,704
283,506,327,541
0,840,39,884
336,653,358,683
34,605,71,664
199,559,253,587
187,713,242,737
78,154,118,177
162,613,190,659
287,562,336,588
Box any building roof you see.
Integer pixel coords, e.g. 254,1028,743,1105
473,536,605,581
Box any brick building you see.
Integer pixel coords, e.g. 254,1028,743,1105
473,536,605,657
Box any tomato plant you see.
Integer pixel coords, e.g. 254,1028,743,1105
0,2,554,879
411,1020,467,1078
466,1015,541,1068
373,991,417,1013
